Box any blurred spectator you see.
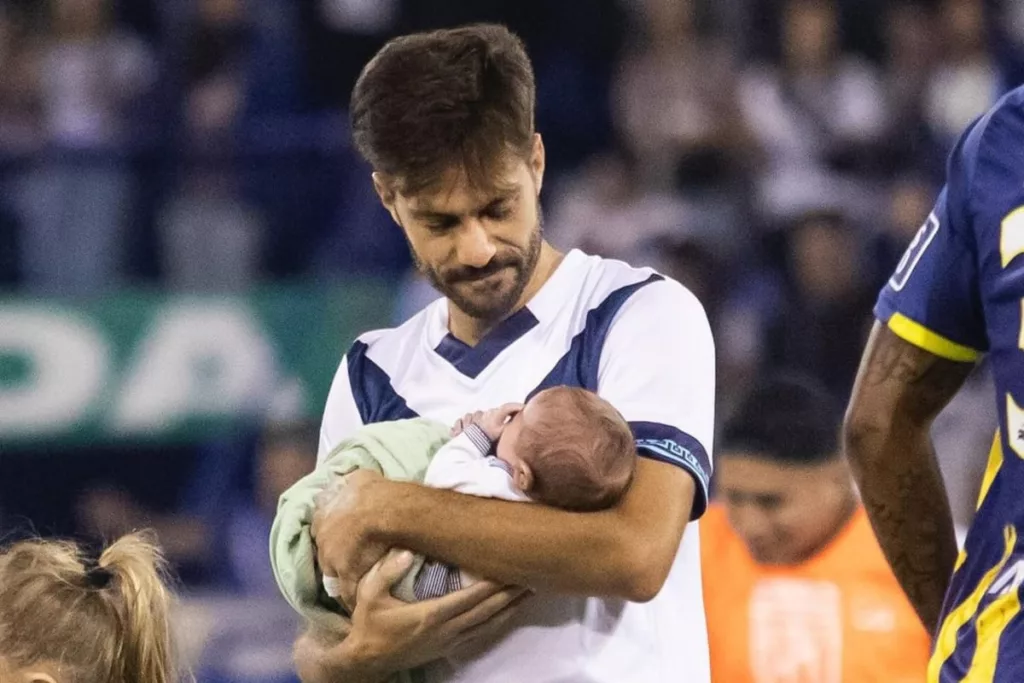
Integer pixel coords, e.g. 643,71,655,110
702,374,931,683
989,0,1024,89
157,0,264,292
612,0,750,193
880,1,942,172
224,419,318,596
300,0,400,108
0,6,38,288
870,173,937,281
652,230,766,413
11,0,157,296
0,5,43,155
76,419,316,595
763,209,875,401
738,0,889,222
924,0,998,146
545,148,691,265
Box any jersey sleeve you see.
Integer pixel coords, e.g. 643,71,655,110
597,277,715,520
317,354,365,465
874,125,987,361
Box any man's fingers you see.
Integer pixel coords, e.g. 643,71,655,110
362,548,416,595
413,579,512,625
447,591,532,653
433,585,529,634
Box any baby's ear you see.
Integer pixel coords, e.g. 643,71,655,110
25,673,59,683
514,461,534,493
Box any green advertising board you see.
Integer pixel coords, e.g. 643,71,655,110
0,281,395,447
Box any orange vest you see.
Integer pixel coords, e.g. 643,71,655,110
700,503,930,683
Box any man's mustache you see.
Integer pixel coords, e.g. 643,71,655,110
446,258,519,283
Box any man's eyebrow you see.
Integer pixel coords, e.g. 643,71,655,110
409,189,521,220
409,207,455,221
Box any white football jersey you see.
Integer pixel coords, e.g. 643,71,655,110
318,249,715,682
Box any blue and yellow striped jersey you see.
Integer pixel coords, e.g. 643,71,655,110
876,85,1024,682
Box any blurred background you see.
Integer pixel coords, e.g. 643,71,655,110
0,0,1016,679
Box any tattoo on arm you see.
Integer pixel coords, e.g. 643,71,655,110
861,329,971,416
846,324,974,632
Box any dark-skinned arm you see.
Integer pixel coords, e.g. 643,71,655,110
843,322,975,632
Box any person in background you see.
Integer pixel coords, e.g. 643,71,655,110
13,0,157,296
0,531,178,683
701,374,930,683
764,209,876,402
227,419,319,596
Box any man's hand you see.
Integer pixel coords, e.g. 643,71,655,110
313,469,391,610
295,550,530,683
451,403,522,441
349,550,530,670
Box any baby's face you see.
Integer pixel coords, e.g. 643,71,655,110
494,399,535,486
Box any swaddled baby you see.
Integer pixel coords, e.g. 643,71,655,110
400,385,637,601
320,385,637,603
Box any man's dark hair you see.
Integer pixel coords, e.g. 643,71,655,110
720,373,841,465
350,23,536,195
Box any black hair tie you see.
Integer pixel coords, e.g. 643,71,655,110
83,556,114,589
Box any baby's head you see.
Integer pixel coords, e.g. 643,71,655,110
496,386,636,511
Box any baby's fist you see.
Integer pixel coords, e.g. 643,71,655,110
475,403,524,441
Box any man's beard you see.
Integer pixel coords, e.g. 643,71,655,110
414,217,543,324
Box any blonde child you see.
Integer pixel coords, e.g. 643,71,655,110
0,531,178,683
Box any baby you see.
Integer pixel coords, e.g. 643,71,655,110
402,385,637,600
445,385,636,510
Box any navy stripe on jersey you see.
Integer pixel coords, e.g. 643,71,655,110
632,421,711,519
994,610,1024,680
528,273,664,396
347,340,419,424
434,307,540,378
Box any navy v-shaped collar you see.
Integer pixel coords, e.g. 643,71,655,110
431,250,584,379
434,306,539,379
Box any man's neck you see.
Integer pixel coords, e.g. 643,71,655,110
448,243,564,346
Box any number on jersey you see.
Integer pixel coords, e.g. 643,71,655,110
890,213,941,292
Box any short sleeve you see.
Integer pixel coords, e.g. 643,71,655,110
317,355,364,464
875,125,987,361
596,278,716,519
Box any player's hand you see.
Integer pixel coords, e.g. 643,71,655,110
313,469,392,611
452,403,522,441
342,549,531,672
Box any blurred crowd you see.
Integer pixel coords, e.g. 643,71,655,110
1,0,1019,401
0,0,1019,679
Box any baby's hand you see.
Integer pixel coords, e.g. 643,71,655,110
451,403,523,441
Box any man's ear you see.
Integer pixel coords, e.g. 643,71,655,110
372,172,402,225
529,133,546,196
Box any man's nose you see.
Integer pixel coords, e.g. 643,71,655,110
455,219,497,268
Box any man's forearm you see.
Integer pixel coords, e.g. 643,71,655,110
843,323,972,633
845,421,958,633
369,459,694,601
